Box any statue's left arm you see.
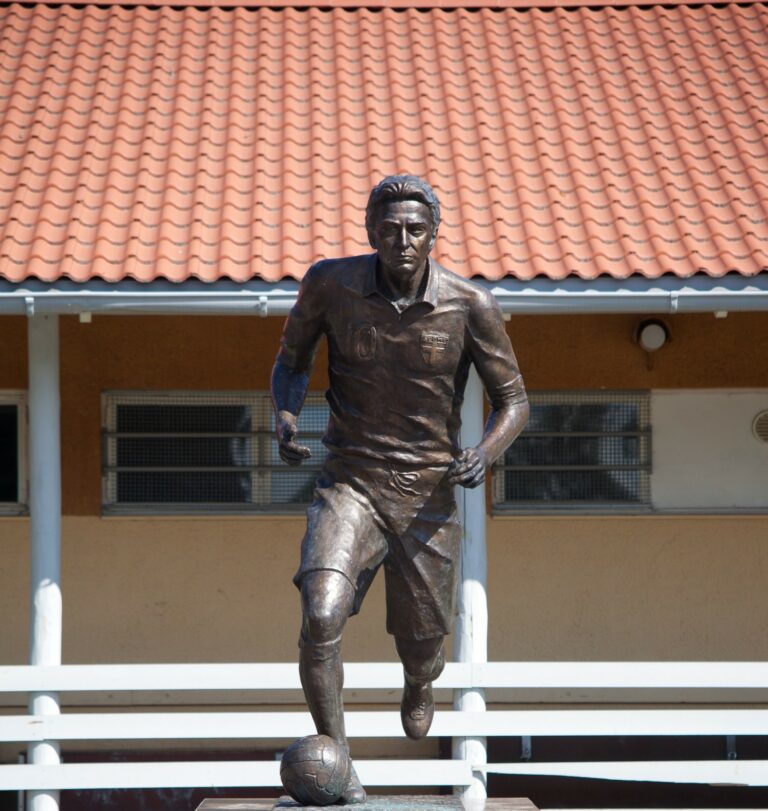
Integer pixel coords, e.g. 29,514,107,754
449,290,530,488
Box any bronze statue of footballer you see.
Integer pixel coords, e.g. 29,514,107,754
271,175,529,804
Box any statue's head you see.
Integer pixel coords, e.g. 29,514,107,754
365,175,441,250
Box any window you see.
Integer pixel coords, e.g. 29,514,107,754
0,391,27,514
493,391,651,511
102,392,329,513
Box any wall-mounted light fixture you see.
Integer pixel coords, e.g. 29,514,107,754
636,318,669,352
635,318,670,369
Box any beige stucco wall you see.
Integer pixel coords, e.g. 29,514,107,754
2,514,766,665
0,516,391,665
487,515,768,661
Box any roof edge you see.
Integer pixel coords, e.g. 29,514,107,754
1,274,767,316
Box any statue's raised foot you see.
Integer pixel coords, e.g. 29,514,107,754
400,679,435,740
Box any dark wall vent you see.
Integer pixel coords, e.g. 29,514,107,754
752,410,768,443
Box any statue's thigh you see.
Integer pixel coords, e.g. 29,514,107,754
298,481,388,615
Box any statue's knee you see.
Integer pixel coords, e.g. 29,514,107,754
301,573,352,645
303,601,345,644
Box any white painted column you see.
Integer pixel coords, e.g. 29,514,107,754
26,313,62,811
453,366,488,804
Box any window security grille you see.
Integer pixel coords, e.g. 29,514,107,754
493,391,651,510
103,390,650,513
102,392,329,513
0,391,27,513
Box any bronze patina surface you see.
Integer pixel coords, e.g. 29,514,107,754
197,798,537,811
270,175,529,803
275,798,464,810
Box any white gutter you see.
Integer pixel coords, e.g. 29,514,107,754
478,274,768,315
0,286,298,317
0,275,767,315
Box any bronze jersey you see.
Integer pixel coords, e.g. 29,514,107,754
277,253,527,466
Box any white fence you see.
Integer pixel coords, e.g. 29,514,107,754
3,661,768,791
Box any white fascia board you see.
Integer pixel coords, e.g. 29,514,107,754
0,279,301,317
1,274,767,315
476,273,768,314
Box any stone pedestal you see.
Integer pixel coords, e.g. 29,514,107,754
197,797,536,811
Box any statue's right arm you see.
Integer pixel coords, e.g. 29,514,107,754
270,264,327,466
271,361,313,465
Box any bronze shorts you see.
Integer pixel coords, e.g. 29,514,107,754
294,454,460,641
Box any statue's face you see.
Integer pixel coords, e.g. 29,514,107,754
371,199,435,281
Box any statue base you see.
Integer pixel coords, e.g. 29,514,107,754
197,797,536,811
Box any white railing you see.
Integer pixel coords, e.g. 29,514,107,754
2,661,768,792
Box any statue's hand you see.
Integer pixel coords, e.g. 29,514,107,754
276,410,312,466
448,446,489,489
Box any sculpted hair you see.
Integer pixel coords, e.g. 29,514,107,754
365,175,441,246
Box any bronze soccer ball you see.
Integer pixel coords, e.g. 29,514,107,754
279,734,351,806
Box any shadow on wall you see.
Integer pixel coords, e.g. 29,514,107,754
61,750,278,811
485,736,768,808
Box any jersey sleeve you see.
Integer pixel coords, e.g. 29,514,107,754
466,289,528,410
276,263,328,373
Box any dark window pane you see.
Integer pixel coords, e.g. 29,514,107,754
0,405,18,502
527,402,641,433
112,403,254,505
504,469,644,503
116,405,250,434
107,396,330,508
505,436,645,467
117,471,251,503
497,392,650,507
117,437,251,467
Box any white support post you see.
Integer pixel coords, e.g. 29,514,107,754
26,314,62,811
453,366,488,803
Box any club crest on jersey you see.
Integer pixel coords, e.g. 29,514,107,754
351,323,377,360
421,331,449,365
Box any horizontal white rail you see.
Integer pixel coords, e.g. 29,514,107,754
5,662,767,792
5,760,768,791
485,760,768,787
4,661,768,693
4,709,768,742
0,760,473,790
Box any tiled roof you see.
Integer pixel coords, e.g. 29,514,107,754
0,3,767,284
2,0,730,8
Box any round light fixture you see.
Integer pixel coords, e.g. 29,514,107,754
637,319,669,352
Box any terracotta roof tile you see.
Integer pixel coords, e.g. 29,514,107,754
1,2,767,284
